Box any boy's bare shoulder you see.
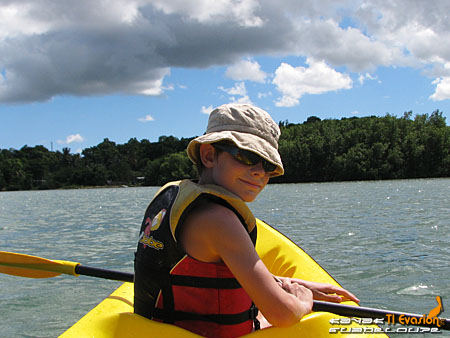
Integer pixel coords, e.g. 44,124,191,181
185,200,240,230
179,200,247,261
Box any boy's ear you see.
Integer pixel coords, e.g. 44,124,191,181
199,143,216,168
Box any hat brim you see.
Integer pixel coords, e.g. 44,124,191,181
187,131,284,177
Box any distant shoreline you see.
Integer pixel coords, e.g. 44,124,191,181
2,112,449,191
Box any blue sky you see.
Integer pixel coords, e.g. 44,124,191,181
1,1,450,153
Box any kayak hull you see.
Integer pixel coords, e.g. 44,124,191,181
60,219,388,337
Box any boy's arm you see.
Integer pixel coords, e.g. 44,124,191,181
179,203,313,328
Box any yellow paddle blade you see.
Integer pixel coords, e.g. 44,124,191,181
0,251,79,279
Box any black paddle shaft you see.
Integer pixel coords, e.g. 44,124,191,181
75,265,134,283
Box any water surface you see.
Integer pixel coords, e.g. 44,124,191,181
1,179,449,337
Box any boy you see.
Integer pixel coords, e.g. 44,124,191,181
134,103,359,337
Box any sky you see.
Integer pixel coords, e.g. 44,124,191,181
1,0,450,153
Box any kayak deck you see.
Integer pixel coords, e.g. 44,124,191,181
60,219,388,337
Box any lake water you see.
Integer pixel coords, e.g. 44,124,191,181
1,178,449,337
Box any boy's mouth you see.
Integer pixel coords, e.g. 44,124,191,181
240,178,262,189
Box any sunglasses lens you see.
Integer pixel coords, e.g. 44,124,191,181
214,143,276,173
263,161,277,173
236,150,277,173
235,150,260,166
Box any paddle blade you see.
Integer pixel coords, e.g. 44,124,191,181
0,251,79,279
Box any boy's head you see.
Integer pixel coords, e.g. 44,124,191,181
187,103,284,177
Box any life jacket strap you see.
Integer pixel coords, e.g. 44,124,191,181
149,304,259,325
170,274,242,289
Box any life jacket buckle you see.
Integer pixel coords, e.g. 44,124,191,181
249,304,260,330
249,304,259,319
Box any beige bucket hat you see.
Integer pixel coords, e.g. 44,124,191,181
187,103,284,177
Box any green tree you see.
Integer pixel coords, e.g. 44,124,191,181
158,152,196,185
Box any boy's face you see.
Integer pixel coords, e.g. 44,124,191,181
210,148,270,202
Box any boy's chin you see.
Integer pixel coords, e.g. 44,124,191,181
240,193,258,203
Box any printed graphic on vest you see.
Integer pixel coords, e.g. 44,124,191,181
139,209,166,250
328,296,447,334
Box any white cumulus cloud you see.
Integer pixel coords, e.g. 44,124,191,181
57,133,84,145
358,73,378,85
273,59,352,107
219,82,247,96
219,82,253,104
138,114,155,122
225,59,267,83
201,105,213,115
430,77,450,101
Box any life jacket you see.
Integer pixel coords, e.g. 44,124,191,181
134,180,259,338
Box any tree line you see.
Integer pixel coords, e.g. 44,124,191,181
1,110,449,191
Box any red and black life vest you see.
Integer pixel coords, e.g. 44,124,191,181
134,180,259,338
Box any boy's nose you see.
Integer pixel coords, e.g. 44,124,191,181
250,161,266,176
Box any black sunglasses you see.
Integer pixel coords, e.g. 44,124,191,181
213,143,277,173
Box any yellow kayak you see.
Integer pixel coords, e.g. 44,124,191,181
60,219,388,337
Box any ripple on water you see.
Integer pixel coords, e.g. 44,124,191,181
397,284,435,296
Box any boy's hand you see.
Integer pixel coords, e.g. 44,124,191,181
278,277,313,314
275,277,360,304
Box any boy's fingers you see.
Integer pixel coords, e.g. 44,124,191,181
313,291,342,303
337,289,360,303
326,285,360,303
313,290,360,304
